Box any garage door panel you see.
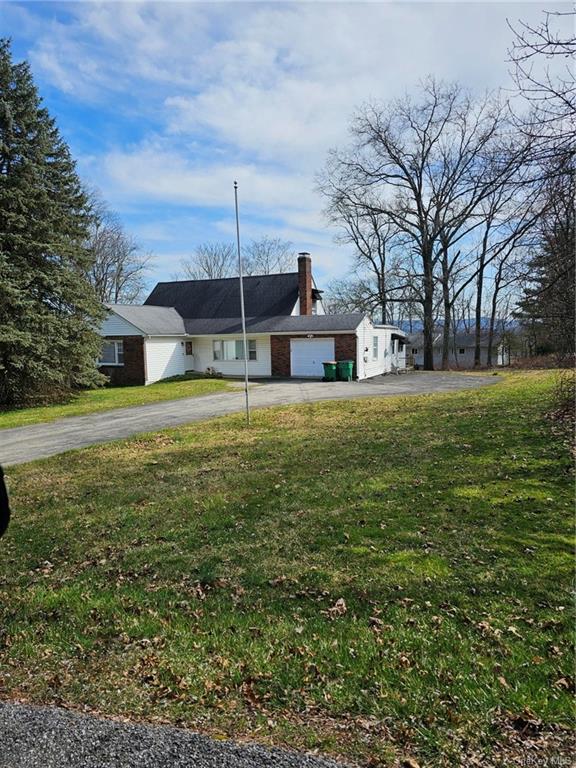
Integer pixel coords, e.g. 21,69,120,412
290,338,335,377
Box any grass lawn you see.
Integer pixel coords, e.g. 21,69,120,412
0,371,573,766
0,375,234,430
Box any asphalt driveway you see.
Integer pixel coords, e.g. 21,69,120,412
0,702,346,768
0,371,499,466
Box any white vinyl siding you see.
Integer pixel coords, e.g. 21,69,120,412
100,311,143,336
291,298,326,316
411,345,506,368
391,336,407,370
355,320,406,379
314,297,325,315
191,336,271,377
357,320,390,379
144,338,189,384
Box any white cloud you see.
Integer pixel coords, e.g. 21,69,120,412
102,141,317,213
8,0,572,284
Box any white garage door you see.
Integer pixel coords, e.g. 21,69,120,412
290,338,335,377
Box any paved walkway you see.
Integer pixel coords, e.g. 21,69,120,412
0,372,499,466
0,702,346,768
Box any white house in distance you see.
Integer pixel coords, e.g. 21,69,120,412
98,254,407,385
408,332,510,368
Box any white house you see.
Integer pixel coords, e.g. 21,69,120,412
98,254,407,385
408,332,510,369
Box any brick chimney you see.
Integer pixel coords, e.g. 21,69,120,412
298,252,312,315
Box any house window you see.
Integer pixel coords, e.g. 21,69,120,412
372,336,379,360
458,348,466,355
213,339,257,361
398,341,405,352
98,340,124,366
185,341,193,355
312,299,318,315
412,348,418,355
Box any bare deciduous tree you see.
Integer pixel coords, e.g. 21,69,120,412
179,243,236,280
319,79,535,368
508,10,576,161
485,255,520,366
243,236,295,275
325,276,383,317
86,194,152,304
325,202,396,323
179,237,296,281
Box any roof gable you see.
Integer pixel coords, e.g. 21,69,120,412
144,273,299,319
107,305,186,336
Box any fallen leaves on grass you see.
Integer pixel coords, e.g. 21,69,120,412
322,598,347,619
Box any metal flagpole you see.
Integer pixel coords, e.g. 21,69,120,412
234,181,250,426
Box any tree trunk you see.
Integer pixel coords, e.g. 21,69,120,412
441,249,451,370
441,303,451,369
486,306,496,367
486,263,503,367
473,258,485,367
379,273,387,325
422,251,435,370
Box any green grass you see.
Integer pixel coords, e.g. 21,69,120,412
0,371,573,765
0,374,234,430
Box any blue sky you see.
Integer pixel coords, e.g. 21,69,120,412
1,1,571,290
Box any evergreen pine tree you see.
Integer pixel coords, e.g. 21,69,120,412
0,39,105,406
516,157,575,359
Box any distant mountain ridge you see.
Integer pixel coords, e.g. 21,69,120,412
390,318,519,333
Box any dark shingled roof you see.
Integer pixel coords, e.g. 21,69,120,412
106,274,367,336
145,273,300,319
183,314,365,335
407,332,497,348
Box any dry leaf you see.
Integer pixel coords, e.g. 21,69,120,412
325,598,347,618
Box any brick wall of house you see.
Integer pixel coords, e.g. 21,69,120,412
270,333,357,377
335,335,357,374
99,336,145,387
297,254,312,316
270,335,292,376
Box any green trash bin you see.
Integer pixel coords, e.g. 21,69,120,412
337,360,354,382
322,361,337,382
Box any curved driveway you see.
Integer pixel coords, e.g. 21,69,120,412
0,701,345,768
0,372,499,466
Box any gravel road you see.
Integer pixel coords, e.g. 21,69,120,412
0,702,348,768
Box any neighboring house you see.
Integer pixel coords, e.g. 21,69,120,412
98,253,407,385
408,332,510,369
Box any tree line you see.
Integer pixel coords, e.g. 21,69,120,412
319,11,574,369
175,236,297,280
